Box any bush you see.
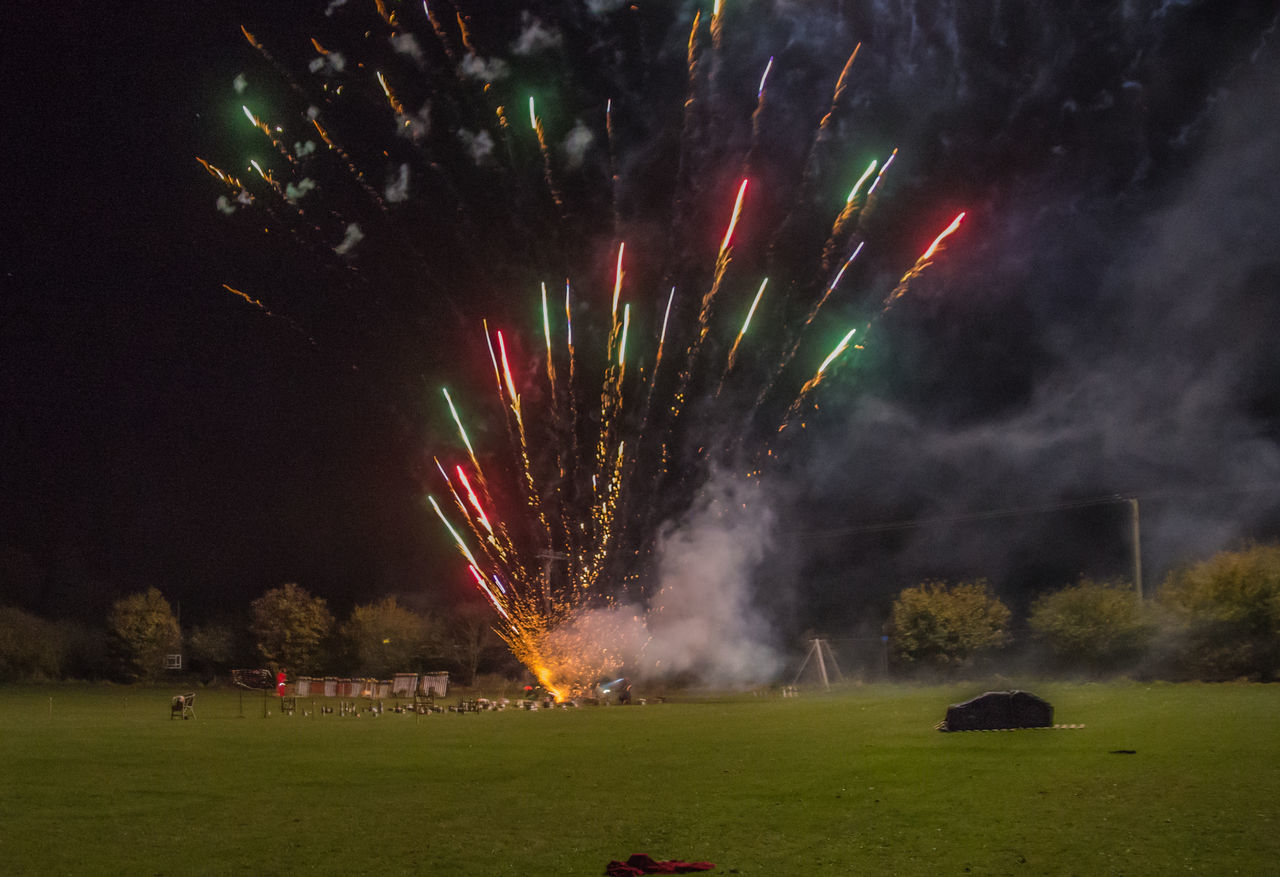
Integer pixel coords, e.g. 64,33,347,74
889,579,1011,671
1157,542,1280,680
0,607,68,681
186,623,249,683
1028,578,1152,676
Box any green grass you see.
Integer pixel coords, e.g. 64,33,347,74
0,681,1276,875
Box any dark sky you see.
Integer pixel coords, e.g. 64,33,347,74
4,1,1280,637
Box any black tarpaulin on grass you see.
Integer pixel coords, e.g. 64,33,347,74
939,690,1053,731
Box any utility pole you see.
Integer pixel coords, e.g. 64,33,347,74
1129,496,1143,599
536,550,568,615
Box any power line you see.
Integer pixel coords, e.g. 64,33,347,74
788,483,1280,541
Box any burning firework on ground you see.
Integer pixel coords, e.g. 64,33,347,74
201,3,966,699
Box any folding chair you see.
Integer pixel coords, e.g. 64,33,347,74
171,693,196,720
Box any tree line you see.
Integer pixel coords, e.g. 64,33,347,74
3,543,1278,685
887,542,1280,680
0,583,518,685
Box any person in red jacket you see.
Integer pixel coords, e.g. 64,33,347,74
276,669,287,697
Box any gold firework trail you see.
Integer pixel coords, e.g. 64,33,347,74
530,98,566,211
881,211,966,313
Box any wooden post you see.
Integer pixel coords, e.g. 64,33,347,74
1129,497,1143,599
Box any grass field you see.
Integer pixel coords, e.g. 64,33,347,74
0,681,1276,875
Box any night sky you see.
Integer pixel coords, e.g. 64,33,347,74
4,1,1279,644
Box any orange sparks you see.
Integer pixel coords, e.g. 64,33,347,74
197,157,242,189
240,25,263,51
222,284,265,310
376,71,405,116
456,12,475,52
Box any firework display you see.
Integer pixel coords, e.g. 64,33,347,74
202,3,966,699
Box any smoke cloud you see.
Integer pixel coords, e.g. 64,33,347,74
308,51,345,75
560,120,595,170
460,53,509,83
333,222,364,256
384,164,410,203
585,0,627,15
786,3,1280,617
551,471,784,689
396,103,431,143
457,128,496,166
390,32,424,66
511,14,562,56
640,470,783,685
284,178,316,203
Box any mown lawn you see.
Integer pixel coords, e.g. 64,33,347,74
0,681,1275,875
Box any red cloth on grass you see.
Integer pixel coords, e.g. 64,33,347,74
605,853,715,875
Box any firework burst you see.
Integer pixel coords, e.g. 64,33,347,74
202,3,967,698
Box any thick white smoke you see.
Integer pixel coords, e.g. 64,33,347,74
548,471,783,689
640,471,783,685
